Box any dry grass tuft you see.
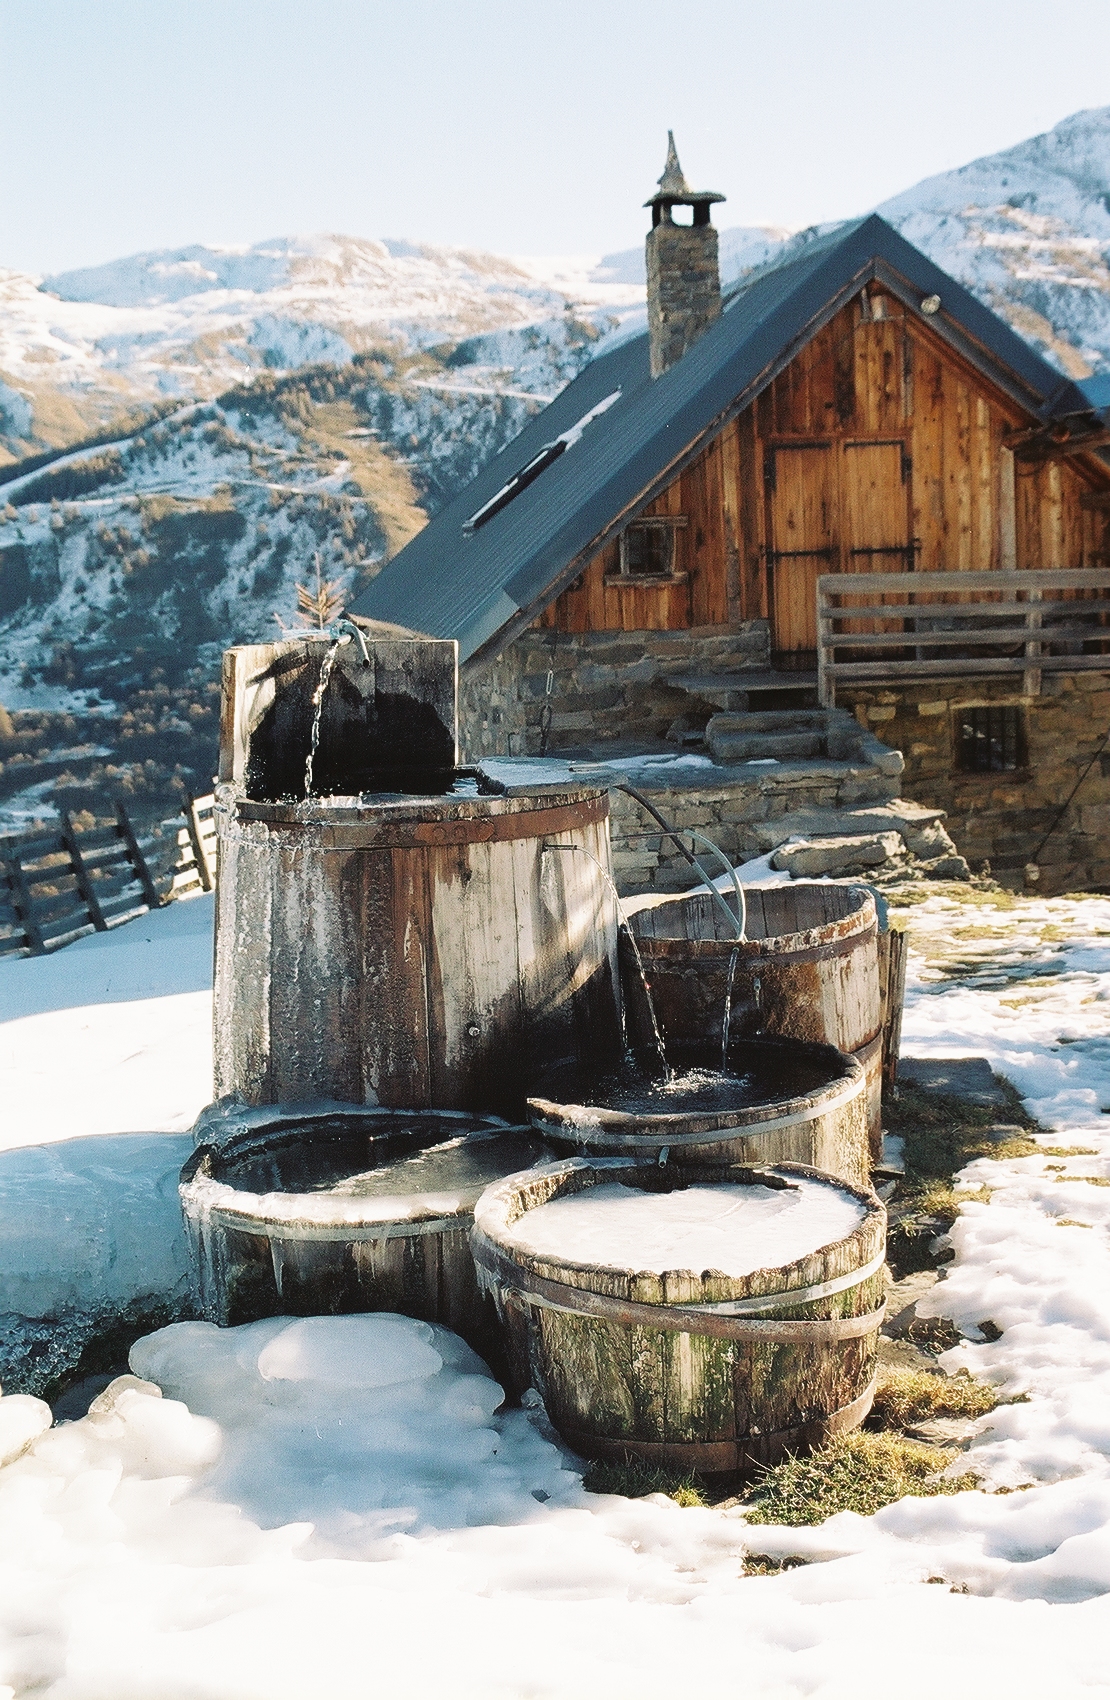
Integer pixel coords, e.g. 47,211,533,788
744,1432,979,1526
870,1369,998,1429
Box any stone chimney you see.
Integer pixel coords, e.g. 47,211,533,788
644,133,725,378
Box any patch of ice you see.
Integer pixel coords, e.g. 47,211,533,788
503,1176,866,1276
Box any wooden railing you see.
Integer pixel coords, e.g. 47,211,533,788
817,568,1110,705
0,803,163,959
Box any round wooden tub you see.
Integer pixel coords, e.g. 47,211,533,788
179,1105,545,1368
214,783,622,1116
527,1037,870,1189
471,1157,886,1476
626,882,882,1158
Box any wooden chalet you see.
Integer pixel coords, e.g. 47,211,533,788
353,140,1110,892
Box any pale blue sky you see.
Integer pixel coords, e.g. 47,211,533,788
2,0,1110,274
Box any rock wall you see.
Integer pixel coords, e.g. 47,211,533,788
607,761,901,895
460,622,770,760
842,674,1110,894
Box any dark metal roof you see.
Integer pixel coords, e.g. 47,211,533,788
351,214,1096,663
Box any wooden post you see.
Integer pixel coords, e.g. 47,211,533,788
60,811,108,932
114,802,161,910
3,851,45,955
1023,586,1043,700
186,795,214,892
879,928,907,1086
816,575,834,706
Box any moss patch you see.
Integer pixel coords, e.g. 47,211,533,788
743,1432,979,1526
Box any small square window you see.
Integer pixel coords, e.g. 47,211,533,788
956,705,1027,773
621,522,676,578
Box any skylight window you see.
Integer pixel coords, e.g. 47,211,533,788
462,390,621,534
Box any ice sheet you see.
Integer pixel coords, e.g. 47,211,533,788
504,1177,866,1275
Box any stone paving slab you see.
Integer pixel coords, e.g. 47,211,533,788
897,1055,1011,1109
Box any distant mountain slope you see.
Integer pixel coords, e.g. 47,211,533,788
0,234,646,465
3,107,1110,826
878,105,1110,378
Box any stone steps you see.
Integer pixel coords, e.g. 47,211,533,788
711,729,826,761
704,706,904,777
670,669,819,712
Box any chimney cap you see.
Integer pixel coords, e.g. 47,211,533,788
644,131,724,210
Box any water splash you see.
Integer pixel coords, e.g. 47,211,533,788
304,637,343,798
543,840,670,1078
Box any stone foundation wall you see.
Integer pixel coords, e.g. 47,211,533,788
841,674,1110,894
608,762,899,896
460,622,770,761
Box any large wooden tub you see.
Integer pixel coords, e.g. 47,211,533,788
214,630,622,1114
180,1104,545,1369
627,882,883,1157
214,784,621,1114
472,1156,886,1476
527,1037,870,1189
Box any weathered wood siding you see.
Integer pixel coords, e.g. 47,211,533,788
540,290,1110,643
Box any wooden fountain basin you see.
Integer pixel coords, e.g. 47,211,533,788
471,1156,886,1476
214,784,622,1114
180,1105,546,1367
626,882,884,1158
526,1037,870,1189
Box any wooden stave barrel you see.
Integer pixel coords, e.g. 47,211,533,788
179,1106,545,1373
626,883,883,1159
472,1156,887,1477
213,782,622,1116
527,1037,871,1190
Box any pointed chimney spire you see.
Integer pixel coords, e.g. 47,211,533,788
656,131,690,199
644,135,725,377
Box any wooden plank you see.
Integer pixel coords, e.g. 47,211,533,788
186,795,215,892
820,568,1110,592
59,811,108,933
999,444,1017,571
820,596,1110,622
818,623,1110,649
767,442,837,653
824,653,1110,681
114,803,160,909
263,839,366,1104
3,854,45,954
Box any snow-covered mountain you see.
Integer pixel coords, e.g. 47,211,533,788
879,105,1110,378
0,234,649,461
3,106,1110,825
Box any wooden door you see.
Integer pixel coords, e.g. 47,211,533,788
766,443,837,659
840,439,913,632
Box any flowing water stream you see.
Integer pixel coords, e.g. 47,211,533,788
542,841,670,1077
303,636,344,799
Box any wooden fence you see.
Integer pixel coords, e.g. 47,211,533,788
169,793,218,899
0,803,164,959
817,567,1110,705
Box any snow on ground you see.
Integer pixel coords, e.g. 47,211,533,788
0,895,213,1386
6,890,1110,1693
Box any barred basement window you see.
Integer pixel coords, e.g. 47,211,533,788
956,705,1027,773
